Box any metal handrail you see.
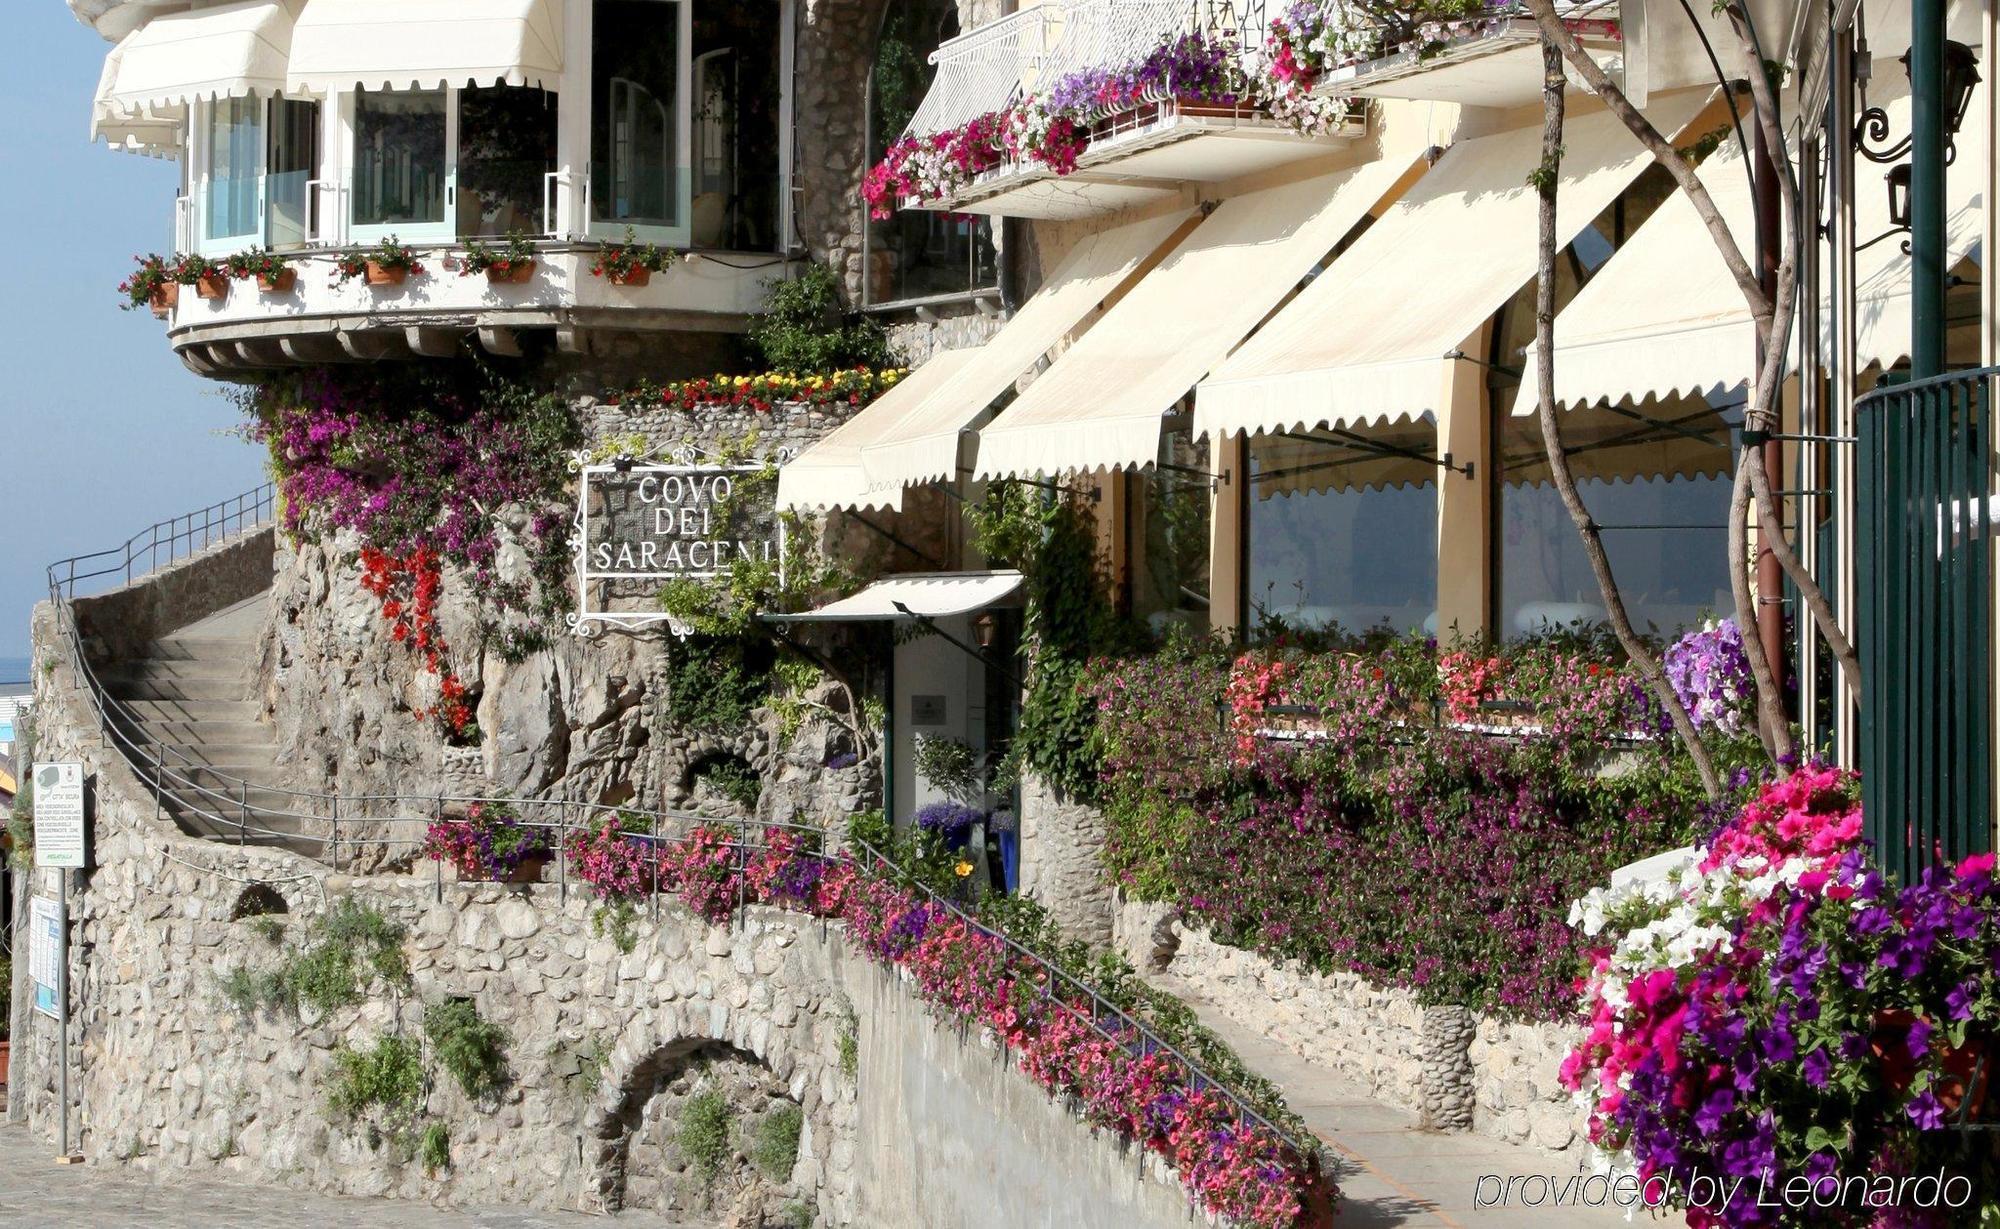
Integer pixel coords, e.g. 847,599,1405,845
48,483,275,601
40,489,1325,1181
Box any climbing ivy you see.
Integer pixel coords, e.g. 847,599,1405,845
974,483,1146,799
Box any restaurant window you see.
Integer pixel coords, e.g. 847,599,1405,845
458,86,556,237
1126,425,1211,637
691,4,783,251
592,0,689,241
1244,417,1440,640
265,98,319,249
864,0,996,304
202,94,263,248
351,88,450,242
1494,397,1740,640
1487,163,1732,642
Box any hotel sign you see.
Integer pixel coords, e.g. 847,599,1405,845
569,452,785,635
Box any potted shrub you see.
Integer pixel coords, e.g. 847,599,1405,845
421,801,551,883
590,226,677,287
178,254,230,301
459,231,538,284
334,237,425,287
228,248,296,294
119,253,178,317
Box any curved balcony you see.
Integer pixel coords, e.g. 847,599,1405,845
1310,0,1633,110
157,241,784,375
881,0,1365,221
82,0,802,373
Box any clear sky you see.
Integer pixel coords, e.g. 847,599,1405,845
0,5,267,660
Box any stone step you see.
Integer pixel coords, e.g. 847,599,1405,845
147,636,258,664
146,744,282,767
101,676,257,703
110,698,262,722
102,658,253,683
157,781,315,820
111,718,273,746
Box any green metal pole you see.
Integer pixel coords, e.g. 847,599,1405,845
1909,0,1947,378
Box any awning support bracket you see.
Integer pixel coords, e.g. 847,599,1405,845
848,513,946,570
1153,461,1226,490
1273,429,1473,479
889,601,1026,690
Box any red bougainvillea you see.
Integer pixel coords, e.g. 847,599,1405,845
359,546,475,738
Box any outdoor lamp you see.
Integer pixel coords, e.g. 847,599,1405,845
1886,161,1912,229
1935,40,1983,139
972,611,998,649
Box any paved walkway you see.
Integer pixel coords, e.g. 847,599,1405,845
1152,975,1631,1229
0,1122,705,1229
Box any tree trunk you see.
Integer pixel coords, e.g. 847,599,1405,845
1530,34,1723,800
1524,0,1862,716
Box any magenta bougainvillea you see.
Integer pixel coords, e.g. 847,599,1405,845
1090,637,1745,1017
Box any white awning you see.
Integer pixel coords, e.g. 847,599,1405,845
288,0,563,94
775,352,983,514
1193,91,1711,440
763,571,1025,623
857,209,1192,494
972,156,1419,480
1514,69,1985,413
98,0,297,113
92,39,185,156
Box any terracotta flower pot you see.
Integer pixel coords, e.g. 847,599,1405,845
365,261,408,286
193,274,229,301
607,265,651,287
486,259,536,284
256,269,297,294
148,282,178,318
1871,1010,1991,1120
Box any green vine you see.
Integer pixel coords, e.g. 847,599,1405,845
423,997,511,1100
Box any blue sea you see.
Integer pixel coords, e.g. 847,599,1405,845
0,657,29,686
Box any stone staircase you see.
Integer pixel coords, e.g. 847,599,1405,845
94,596,313,851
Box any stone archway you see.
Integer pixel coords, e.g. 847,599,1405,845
591,1038,827,1225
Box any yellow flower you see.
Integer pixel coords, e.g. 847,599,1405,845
953,860,974,878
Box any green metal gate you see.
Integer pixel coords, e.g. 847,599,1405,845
1857,366,1997,880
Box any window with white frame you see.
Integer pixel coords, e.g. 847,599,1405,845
351,87,451,243
201,95,264,250
591,0,691,243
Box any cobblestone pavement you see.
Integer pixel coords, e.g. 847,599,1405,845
0,1122,705,1229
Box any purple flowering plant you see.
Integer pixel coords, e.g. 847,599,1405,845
1564,772,2000,1227
1664,617,1756,734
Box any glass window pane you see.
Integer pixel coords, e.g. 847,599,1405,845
864,0,996,302
593,0,682,229
1129,428,1211,637
352,89,447,229
265,98,319,249
691,5,782,250
1246,420,1439,639
204,95,262,241
459,85,557,237
1496,398,1741,641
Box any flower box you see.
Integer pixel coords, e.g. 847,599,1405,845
607,266,650,288
193,274,230,301
485,259,536,285
365,261,408,286
148,282,178,318
257,269,297,294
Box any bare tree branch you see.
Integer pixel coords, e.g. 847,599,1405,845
1729,461,1797,758
1530,32,1724,799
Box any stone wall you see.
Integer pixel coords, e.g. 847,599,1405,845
850,960,1206,1229
1111,897,1588,1154
71,528,274,661
1016,773,1116,947
260,396,927,825
13,592,1233,1229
